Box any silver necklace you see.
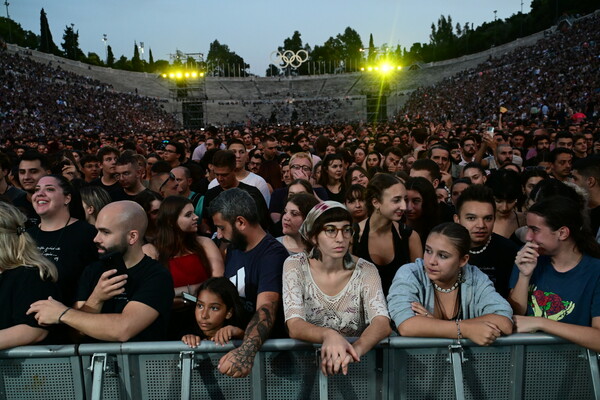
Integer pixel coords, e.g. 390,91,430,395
432,271,462,293
469,235,492,255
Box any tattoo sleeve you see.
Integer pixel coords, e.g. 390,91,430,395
230,301,277,371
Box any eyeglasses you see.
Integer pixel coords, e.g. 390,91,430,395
290,165,312,172
322,224,353,238
159,172,176,192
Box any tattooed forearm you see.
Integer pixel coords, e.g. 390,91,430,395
229,301,277,371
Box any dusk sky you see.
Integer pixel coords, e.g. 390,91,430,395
9,1,531,75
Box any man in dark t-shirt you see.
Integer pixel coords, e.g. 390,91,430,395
454,185,518,297
28,201,174,342
208,188,288,378
202,150,270,232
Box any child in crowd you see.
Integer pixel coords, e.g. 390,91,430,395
181,277,245,347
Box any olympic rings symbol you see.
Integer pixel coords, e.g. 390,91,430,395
270,49,309,69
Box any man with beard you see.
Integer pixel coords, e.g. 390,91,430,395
208,188,288,378
454,185,518,298
28,201,174,342
459,135,478,165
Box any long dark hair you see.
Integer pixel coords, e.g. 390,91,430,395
318,153,345,189
405,176,440,246
528,195,600,258
154,196,209,267
46,174,85,221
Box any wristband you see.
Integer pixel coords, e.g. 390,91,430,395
58,307,72,324
455,319,462,341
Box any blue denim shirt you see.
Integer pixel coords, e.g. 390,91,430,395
387,259,513,329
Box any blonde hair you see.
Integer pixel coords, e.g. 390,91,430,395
289,152,313,169
0,202,58,282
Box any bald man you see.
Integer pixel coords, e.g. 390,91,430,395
28,201,174,342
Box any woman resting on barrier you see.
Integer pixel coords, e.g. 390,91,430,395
181,277,245,347
509,195,600,352
283,201,391,376
0,202,60,349
387,222,513,345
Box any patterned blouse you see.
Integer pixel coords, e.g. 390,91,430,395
282,252,390,337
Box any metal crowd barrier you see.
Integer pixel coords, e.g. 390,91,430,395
0,334,598,399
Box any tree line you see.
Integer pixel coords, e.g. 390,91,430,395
0,0,597,77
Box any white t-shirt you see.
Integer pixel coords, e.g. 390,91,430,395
208,172,271,206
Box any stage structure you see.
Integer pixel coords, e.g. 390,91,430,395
160,51,207,129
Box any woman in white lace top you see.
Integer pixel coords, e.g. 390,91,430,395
283,201,391,376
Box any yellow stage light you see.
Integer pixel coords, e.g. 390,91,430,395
397,66,402,70
367,66,373,71
200,72,205,77
360,67,365,71
191,72,198,78
176,72,182,79
184,72,190,78
169,73,175,78
381,64,391,72
161,73,167,78
374,66,379,71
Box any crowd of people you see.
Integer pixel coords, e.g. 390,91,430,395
0,50,179,138
0,118,599,377
401,12,600,125
0,10,599,380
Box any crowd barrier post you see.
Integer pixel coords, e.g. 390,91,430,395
89,353,107,400
588,349,600,398
448,343,467,400
178,351,194,400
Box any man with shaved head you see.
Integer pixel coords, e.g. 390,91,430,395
28,201,174,342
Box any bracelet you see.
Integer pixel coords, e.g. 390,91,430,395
58,307,72,324
455,319,462,341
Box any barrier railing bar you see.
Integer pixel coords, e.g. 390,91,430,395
89,353,107,400
252,351,266,400
179,351,194,400
587,350,600,400
509,344,525,400
448,344,466,400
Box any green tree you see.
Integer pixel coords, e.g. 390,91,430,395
86,52,103,66
153,59,170,72
147,48,155,72
61,24,85,61
39,8,60,55
266,64,281,77
337,27,363,71
0,17,39,48
106,45,115,67
114,55,131,71
206,39,249,77
367,33,376,64
132,41,143,72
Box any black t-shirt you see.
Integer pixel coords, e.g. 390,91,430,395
90,178,126,202
0,266,60,343
203,182,271,231
28,220,98,305
12,192,40,228
76,255,174,342
590,206,600,239
468,233,518,298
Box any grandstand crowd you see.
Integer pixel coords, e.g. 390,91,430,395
0,11,599,379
